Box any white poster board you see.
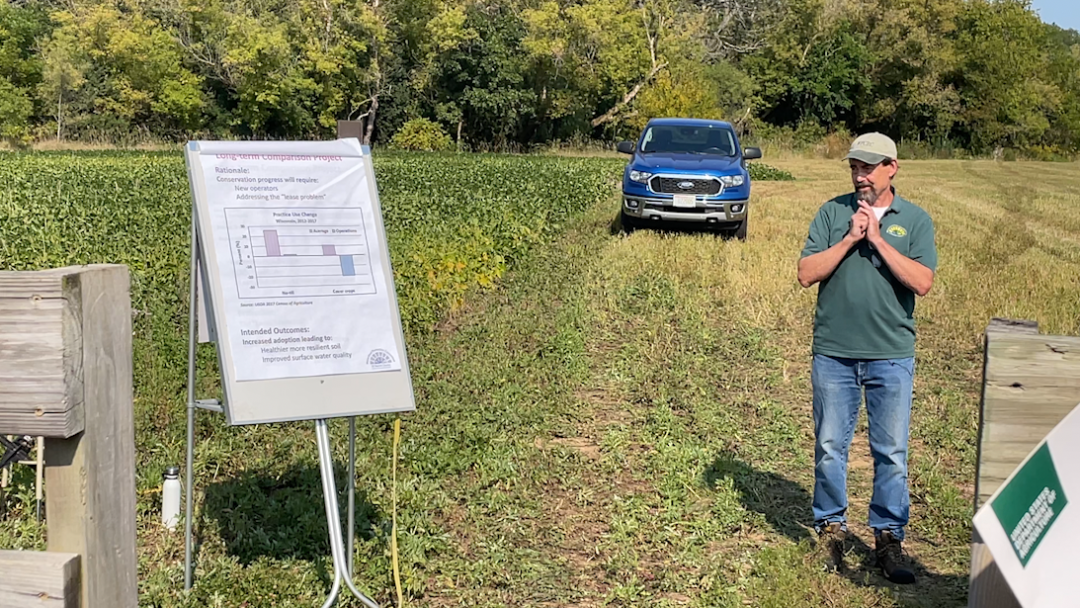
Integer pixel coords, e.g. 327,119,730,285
184,139,415,424
972,402,1080,608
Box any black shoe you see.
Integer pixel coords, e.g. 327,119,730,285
875,530,916,584
818,522,847,572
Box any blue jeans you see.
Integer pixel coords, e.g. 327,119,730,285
811,354,914,540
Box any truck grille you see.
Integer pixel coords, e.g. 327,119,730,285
650,177,721,195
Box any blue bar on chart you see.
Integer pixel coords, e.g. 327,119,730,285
339,255,356,276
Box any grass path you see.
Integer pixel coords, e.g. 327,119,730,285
409,159,1079,607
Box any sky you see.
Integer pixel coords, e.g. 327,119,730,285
1030,0,1080,32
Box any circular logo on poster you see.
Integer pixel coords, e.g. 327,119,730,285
367,349,395,370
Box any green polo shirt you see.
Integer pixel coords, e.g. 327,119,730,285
800,190,937,360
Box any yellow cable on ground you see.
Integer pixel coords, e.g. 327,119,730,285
392,417,403,607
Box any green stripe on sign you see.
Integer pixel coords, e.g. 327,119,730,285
991,443,1069,567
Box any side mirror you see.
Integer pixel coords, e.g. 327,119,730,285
616,141,636,155
742,147,762,160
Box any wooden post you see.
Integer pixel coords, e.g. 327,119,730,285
0,265,137,608
337,120,364,141
968,318,1080,608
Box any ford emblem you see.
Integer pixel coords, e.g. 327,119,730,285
677,181,695,190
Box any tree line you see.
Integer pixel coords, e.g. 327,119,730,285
1,0,1078,156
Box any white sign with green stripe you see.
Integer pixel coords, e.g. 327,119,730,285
973,402,1080,607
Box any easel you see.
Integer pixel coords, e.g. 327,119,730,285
181,140,414,608
184,222,380,608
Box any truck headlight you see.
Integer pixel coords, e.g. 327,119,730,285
629,170,652,184
719,175,745,187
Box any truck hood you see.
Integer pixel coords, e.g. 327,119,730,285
634,152,742,173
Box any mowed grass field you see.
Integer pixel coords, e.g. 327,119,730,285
2,152,1079,608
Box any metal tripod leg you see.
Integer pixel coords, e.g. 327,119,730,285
316,419,381,608
184,211,199,591
348,416,356,577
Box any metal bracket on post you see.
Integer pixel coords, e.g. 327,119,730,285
195,400,223,413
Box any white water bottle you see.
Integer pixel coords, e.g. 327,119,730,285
162,466,181,531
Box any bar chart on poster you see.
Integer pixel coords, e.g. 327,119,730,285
225,207,376,298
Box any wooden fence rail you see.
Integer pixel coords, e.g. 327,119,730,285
0,265,136,608
968,318,1080,608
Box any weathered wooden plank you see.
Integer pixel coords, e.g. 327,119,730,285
0,383,69,399
968,528,1019,608
0,266,87,298
0,302,64,316
978,396,1080,424
967,319,1079,608
44,265,137,608
0,346,65,362
0,550,80,608
0,413,82,438
985,422,1080,446
983,455,1057,487
0,280,66,300
979,333,1080,504
0,267,84,438
967,319,1039,608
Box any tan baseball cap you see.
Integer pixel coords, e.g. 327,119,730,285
845,132,898,164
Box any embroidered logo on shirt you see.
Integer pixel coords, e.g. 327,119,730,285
886,224,907,237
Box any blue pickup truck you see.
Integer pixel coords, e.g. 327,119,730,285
617,118,762,239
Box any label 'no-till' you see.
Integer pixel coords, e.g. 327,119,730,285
991,443,1069,567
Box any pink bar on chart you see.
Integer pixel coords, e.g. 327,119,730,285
264,230,281,256
322,244,336,255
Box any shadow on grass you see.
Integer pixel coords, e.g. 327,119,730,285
199,464,385,567
705,451,969,606
704,451,815,542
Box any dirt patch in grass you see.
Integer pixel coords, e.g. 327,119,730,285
533,477,615,598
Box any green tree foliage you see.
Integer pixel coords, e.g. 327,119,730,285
0,0,1077,155
0,77,32,143
390,117,453,151
858,0,962,142
0,0,49,142
952,0,1057,151
0,0,48,89
1042,26,1080,153
37,11,87,141
749,17,872,127
425,0,536,147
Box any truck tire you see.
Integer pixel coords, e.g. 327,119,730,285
733,218,747,240
620,210,638,233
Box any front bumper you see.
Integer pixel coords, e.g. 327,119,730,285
622,194,748,225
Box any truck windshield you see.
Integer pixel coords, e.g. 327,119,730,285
639,124,737,156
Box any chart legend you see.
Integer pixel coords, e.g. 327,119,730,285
224,207,376,298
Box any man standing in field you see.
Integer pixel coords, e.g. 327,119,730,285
796,133,937,584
